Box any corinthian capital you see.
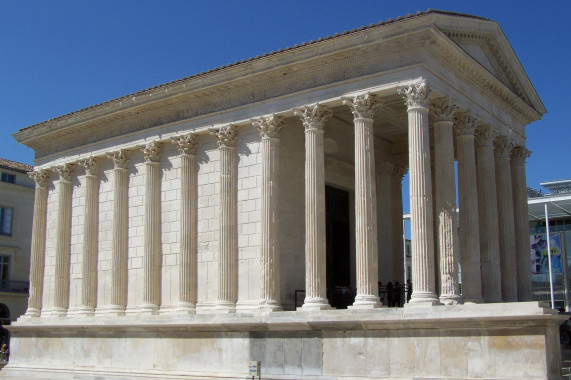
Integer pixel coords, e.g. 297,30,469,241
80,157,98,176
29,169,52,188
172,133,198,155
429,97,457,122
398,81,431,109
453,112,475,136
342,92,382,119
493,136,515,157
56,163,76,182
253,115,285,139
474,125,497,146
510,146,531,167
210,124,238,147
142,141,161,162
107,150,129,169
293,104,332,131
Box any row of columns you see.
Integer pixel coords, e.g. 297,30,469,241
25,84,532,317
401,81,532,305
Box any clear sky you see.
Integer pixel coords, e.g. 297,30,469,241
1,0,569,203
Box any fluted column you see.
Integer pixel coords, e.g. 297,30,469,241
399,82,439,305
211,125,239,312
454,112,483,303
172,134,199,313
53,163,75,315
430,98,461,305
343,93,381,308
391,165,407,284
107,150,129,313
511,146,532,301
79,157,99,314
142,142,162,313
494,136,518,301
25,169,52,317
294,104,332,310
475,126,503,302
254,116,285,311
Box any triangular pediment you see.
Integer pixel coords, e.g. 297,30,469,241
438,23,546,116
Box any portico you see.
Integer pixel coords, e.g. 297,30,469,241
3,10,560,380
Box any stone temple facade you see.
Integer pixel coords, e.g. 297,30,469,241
3,10,563,380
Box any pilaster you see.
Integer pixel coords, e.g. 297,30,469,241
25,169,52,317
494,136,518,302
254,115,285,311
53,163,76,316
475,126,503,303
343,93,381,308
398,82,439,306
172,134,199,313
79,157,99,314
294,104,333,310
454,113,483,303
430,97,461,305
211,125,239,312
142,141,162,313
511,147,532,301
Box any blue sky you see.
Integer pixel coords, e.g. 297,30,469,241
1,0,569,203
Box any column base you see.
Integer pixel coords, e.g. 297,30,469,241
349,295,382,309
51,307,68,317
176,303,196,314
140,304,160,315
23,308,40,318
257,300,283,312
68,307,96,316
299,297,332,311
96,305,126,316
439,294,463,305
214,301,236,313
406,292,441,307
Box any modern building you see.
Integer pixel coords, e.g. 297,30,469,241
0,158,34,348
528,180,571,310
3,10,562,380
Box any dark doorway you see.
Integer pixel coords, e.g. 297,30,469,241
325,185,352,308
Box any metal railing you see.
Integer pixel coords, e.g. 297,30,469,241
0,280,29,293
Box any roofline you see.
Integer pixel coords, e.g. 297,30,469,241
15,10,488,135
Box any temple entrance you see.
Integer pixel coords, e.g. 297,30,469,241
325,185,352,309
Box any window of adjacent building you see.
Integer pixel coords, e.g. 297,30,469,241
0,208,13,236
0,173,15,184
0,255,9,290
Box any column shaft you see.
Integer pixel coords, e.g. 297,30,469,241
400,82,439,305
81,158,99,313
495,137,518,301
432,104,461,304
256,116,284,311
475,127,502,302
143,142,162,312
454,114,483,303
25,170,51,317
53,164,75,315
512,147,532,301
179,154,198,310
108,150,129,312
212,125,239,312
353,117,380,307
